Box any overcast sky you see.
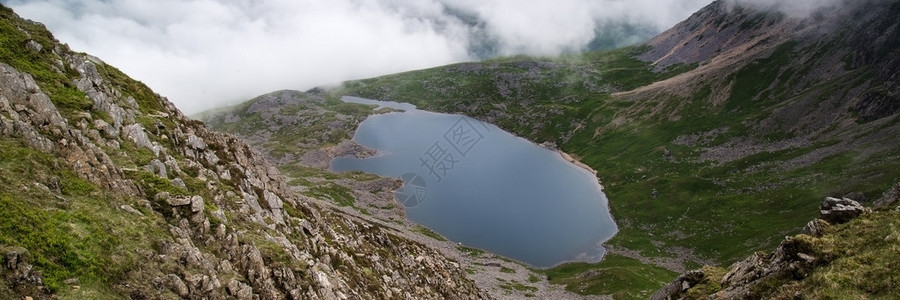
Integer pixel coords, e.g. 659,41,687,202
4,0,717,113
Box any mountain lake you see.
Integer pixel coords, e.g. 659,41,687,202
332,96,618,268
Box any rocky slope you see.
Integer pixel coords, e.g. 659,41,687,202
0,5,488,299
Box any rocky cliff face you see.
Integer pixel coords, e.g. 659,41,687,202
0,5,486,299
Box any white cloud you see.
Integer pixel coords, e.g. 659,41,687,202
3,0,713,113
731,0,846,17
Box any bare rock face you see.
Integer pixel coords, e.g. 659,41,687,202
819,197,870,224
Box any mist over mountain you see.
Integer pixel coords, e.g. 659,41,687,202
2,0,710,114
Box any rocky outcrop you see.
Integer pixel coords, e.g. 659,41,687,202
713,236,819,299
653,196,873,300
650,269,704,300
2,248,48,299
818,197,870,224
874,182,900,209
0,6,487,299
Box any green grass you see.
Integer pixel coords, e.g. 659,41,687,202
537,254,677,299
412,225,447,241
770,210,900,299
457,245,485,257
498,280,538,293
306,182,356,207
0,138,167,295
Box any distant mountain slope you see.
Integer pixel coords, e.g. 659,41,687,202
0,5,486,299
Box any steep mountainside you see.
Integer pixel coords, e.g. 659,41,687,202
201,0,899,299
0,5,487,299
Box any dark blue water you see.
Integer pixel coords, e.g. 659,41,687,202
332,97,617,268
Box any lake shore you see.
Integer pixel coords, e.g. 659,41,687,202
540,142,606,191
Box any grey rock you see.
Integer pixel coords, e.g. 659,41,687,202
155,192,170,201
171,177,186,189
25,40,42,53
820,197,870,224
149,159,167,178
227,279,254,300
874,182,900,209
166,274,190,298
801,219,828,237
123,124,159,156
190,195,205,213
186,134,207,150
651,269,705,300
263,190,283,209
0,63,66,129
167,196,191,206
119,205,144,216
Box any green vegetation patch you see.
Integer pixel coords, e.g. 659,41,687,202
537,254,677,299
306,182,356,207
412,225,447,241
0,138,166,296
498,280,538,293
457,245,485,257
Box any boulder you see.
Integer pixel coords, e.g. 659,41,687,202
25,40,42,53
650,269,705,300
820,197,870,224
801,219,828,237
874,182,900,209
190,195,204,213
167,196,191,206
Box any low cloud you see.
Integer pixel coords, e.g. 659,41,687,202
4,0,712,113
732,0,846,17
